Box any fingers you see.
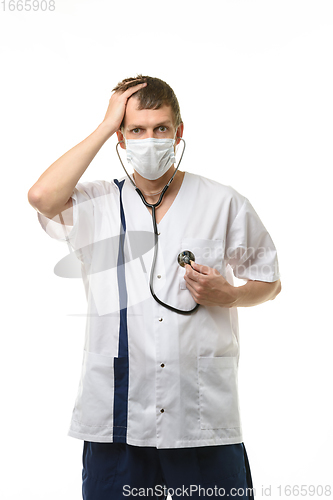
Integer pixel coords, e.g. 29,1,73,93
193,261,222,277
189,261,210,275
121,81,147,98
104,81,147,132
184,278,198,297
185,263,200,282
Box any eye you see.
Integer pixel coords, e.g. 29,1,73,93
158,126,167,132
131,128,141,134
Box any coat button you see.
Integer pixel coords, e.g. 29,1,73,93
157,275,161,279
161,363,165,368
158,318,163,322
160,409,164,413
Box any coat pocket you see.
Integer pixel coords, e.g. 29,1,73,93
179,238,224,290
72,350,114,427
198,356,241,429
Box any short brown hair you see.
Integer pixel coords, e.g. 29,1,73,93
112,74,182,131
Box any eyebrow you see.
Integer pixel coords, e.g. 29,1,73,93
126,120,173,129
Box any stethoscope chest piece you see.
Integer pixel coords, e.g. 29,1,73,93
178,250,195,268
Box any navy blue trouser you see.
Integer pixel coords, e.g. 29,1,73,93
82,441,254,499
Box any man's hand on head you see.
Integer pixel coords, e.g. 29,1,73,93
101,80,147,138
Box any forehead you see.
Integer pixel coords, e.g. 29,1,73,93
123,97,174,128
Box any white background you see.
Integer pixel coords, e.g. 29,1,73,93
1,0,332,499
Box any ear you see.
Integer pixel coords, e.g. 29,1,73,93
175,123,184,145
116,130,126,150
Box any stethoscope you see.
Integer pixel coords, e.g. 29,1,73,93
116,137,200,315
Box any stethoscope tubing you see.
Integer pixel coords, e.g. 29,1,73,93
115,137,200,315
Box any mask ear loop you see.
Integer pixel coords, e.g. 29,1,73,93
164,136,186,189
115,139,137,188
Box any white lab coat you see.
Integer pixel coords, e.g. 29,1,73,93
37,170,280,448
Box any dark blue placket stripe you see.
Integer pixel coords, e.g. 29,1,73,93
112,179,129,443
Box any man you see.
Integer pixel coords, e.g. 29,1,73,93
28,75,281,499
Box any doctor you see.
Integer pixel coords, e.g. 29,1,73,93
28,75,281,499
115,84,280,310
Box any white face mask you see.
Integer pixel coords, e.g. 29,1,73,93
124,134,177,181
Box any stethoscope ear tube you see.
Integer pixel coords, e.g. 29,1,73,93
115,136,200,315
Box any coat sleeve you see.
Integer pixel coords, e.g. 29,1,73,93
225,197,281,282
36,180,108,256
